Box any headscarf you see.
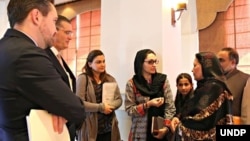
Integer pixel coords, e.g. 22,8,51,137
134,49,153,76
132,49,167,141
194,52,232,95
132,49,166,97
195,52,225,80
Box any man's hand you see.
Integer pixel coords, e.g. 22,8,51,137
52,115,67,134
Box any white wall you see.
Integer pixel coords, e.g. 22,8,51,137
101,0,163,93
162,0,199,92
0,0,10,38
101,0,198,140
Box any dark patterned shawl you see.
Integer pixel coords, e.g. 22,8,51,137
174,52,233,141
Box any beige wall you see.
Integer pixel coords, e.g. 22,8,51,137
56,0,100,20
197,0,233,53
197,0,233,30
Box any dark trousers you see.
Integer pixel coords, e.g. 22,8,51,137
67,122,76,141
96,132,111,141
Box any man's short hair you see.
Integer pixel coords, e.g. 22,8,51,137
7,0,52,28
221,47,239,65
56,15,71,28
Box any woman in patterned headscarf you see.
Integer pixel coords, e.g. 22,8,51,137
170,52,233,141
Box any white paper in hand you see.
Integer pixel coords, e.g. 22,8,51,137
102,82,117,104
26,109,70,141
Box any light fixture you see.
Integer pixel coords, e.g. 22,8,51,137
171,1,187,26
54,0,81,6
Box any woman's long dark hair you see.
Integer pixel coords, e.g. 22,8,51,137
175,73,194,116
82,49,107,83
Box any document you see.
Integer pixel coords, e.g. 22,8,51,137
151,116,165,135
26,109,70,141
102,82,117,104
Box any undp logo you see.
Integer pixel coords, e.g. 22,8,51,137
216,125,250,139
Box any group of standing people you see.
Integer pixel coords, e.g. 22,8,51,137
0,1,122,141
0,1,249,141
125,49,236,141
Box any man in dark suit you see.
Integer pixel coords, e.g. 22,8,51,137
217,47,250,124
0,1,85,141
46,15,76,93
46,15,77,141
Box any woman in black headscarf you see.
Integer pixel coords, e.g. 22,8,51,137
125,49,176,141
170,52,233,141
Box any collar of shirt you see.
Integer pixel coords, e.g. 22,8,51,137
50,46,60,56
18,30,38,47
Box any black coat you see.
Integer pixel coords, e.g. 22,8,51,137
0,29,85,141
45,48,77,141
45,48,76,93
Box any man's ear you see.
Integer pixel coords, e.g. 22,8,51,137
30,9,41,25
231,58,236,65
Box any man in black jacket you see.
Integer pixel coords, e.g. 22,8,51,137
0,1,85,141
46,15,77,141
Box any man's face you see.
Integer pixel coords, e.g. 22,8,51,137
39,3,58,48
217,50,235,74
53,21,73,51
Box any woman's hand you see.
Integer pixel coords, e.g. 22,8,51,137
103,103,114,114
148,97,164,108
153,126,168,139
170,117,180,132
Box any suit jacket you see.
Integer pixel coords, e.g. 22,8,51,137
241,78,250,124
45,48,76,93
45,48,77,141
225,69,250,116
0,29,85,141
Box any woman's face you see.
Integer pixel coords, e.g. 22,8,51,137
177,78,193,95
142,53,158,75
192,58,203,81
88,55,106,74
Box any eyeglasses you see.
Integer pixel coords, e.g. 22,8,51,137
144,59,159,65
57,27,73,37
